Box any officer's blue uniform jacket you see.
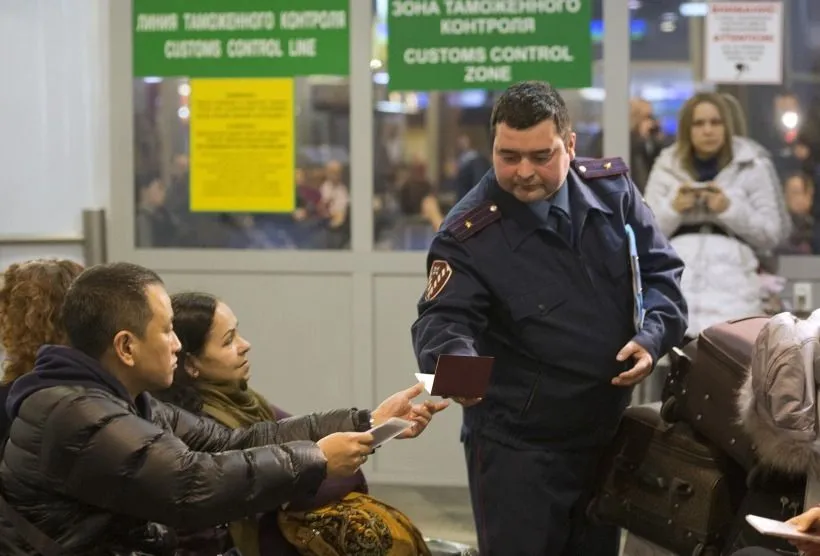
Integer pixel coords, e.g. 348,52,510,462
411,157,688,449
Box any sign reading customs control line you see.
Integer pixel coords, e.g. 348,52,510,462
387,0,591,91
133,0,349,78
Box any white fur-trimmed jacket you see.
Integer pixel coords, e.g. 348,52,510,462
644,137,790,335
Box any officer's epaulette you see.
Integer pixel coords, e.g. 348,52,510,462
572,156,629,179
446,201,501,242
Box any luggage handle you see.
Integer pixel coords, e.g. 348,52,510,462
669,477,694,502
614,454,667,491
671,346,692,362
614,455,694,504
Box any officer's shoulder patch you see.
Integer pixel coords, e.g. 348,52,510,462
425,260,453,301
572,157,629,179
445,201,501,242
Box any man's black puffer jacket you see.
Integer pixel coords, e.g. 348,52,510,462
0,345,368,555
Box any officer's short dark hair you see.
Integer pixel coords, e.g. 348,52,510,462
62,262,164,359
490,81,571,142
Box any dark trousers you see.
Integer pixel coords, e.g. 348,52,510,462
730,549,782,556
463,432,619,556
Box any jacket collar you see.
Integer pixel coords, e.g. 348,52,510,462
492,168,613,250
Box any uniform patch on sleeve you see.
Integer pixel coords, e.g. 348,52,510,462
425,260,453,301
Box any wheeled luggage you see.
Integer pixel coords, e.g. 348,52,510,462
661,316,769,470
588,404,745,556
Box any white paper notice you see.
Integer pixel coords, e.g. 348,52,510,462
705,2,783,84
414,373,435,394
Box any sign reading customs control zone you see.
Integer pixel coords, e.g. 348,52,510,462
387,0,591,91
705,2,783,84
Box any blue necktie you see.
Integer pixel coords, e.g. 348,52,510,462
550,206,572,246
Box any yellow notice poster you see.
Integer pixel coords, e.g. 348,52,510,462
189,78,294,213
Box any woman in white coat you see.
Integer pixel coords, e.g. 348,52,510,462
644,92,788,336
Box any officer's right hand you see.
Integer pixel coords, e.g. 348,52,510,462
316,432,374,477
451,397,482,408
671,184,698,213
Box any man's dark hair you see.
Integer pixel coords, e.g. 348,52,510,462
490,81,571,141
61,262,164,359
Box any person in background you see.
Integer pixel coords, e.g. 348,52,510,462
454,133,492,201
644,92,787,336
0,262,389,554
778,172,815,254
320,160,351,249
0,259,84,441
155,291,447,556
439,156,460,199
626,98,665,192
588,97,665,193
293,167,322,223
135,172,184,248
397,161,435,220
412,81,687,555
794,98,820,177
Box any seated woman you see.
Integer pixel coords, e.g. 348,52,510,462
0,258,84,439
155,291,448,556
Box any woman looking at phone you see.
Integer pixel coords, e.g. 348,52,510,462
643,92,789,335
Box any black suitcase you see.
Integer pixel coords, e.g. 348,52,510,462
662,316,769,471
588,404,746,556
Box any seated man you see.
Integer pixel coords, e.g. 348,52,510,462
0,262,438,555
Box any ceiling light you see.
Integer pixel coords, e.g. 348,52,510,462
680,2,709,17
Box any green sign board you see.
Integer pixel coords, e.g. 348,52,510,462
133,0,349,78
387,0,591,91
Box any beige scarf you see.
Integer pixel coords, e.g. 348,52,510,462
197,380,276,556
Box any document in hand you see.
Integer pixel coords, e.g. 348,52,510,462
414,354,494,398
368,417,414,448
745,515,820,543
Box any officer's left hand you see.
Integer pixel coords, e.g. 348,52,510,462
612,341,654,386
371,383,450,439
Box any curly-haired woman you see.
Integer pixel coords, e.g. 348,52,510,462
0,258,83,440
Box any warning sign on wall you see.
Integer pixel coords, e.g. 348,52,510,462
189,78,295,213
705,1,783,84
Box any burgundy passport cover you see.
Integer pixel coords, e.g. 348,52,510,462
431,354,494,398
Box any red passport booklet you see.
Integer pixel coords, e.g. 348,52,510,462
424,354,494,398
